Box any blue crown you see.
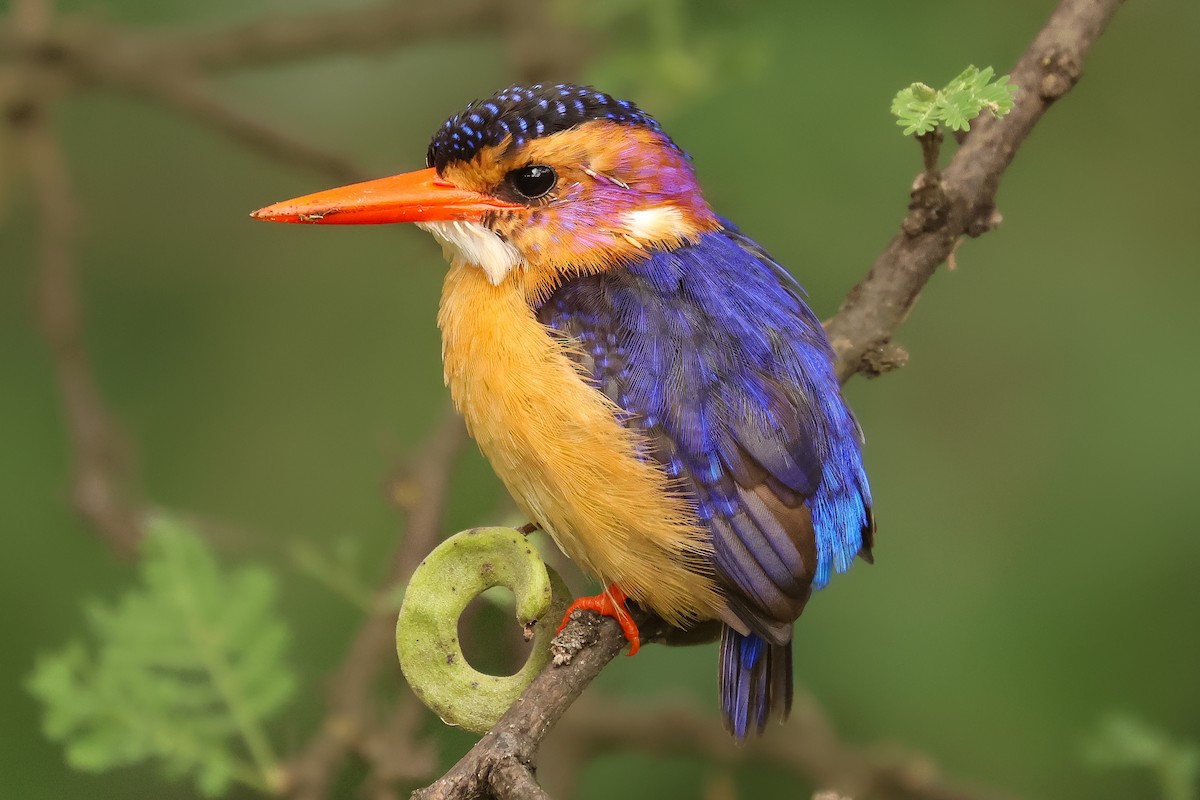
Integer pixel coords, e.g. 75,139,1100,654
426,83,677,172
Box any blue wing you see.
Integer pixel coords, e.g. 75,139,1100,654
536,225,873,644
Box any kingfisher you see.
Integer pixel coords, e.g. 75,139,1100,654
252,83,874,739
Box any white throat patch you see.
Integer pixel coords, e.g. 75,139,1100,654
417,221,521,285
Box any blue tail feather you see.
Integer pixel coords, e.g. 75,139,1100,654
719,626,793,739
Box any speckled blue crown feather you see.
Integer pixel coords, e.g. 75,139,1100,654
426,83,678,172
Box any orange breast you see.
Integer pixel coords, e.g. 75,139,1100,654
437,263,726,627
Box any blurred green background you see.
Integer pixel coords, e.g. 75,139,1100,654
3,0,1198,798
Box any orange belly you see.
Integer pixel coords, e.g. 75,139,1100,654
437,263,725,627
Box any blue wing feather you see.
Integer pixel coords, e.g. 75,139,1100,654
537,227,873,636
538,226,872,738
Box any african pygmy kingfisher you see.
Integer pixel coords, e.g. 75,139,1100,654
252,84,874,739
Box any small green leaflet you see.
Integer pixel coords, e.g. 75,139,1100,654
891,65,1017,136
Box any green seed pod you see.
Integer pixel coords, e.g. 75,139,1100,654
396,527,570,734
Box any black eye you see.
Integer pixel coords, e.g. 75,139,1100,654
506,165,557,200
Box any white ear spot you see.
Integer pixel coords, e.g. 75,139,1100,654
622,206,686,242
417,221,522,284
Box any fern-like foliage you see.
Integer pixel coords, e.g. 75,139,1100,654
28,515,296,796
891,65,1016,136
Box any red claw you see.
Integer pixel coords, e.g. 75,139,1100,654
557,584,641,656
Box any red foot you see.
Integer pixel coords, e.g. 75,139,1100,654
557,584,641,656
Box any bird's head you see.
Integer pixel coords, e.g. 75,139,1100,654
252,84,720,300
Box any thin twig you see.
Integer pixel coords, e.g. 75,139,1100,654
825,0,1121,382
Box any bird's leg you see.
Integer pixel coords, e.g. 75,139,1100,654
557,584,641,656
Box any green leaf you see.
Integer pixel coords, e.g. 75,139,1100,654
891,65,1017,137
28,515,296,796
891,83,939,136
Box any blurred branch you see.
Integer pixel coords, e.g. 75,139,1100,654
19,113,145,554
147,0,505,73
543,695,1024,800
0,0,502,73
414,0,1122,797
825,0,1122,382
283,410,467,800
6,0,144,555
82,60,367,184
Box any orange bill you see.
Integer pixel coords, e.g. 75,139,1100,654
250,167,521,224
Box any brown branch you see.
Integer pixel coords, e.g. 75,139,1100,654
21,117,145,554
283,409,467,800
0,0,502,73
488,759,553,800
7,0,144,556
147,0,504,73
825,0,1121,382
411,0,1123,797
413,611,627,800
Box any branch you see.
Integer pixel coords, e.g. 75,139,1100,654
413,611,627,800
283,410,467,800
7,0,145,555
147,0,505,73
413,0,1122,796
106,68,366,184
22,117,146,553
544,696,1024,800
825,0,1122,382
0,0,502,72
